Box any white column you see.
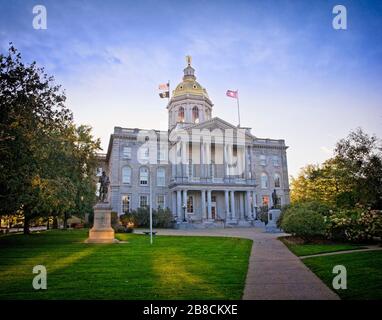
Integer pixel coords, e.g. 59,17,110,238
230,190,235,219
177,190,182,221
201,190,206,219
172,191,177,217
207,190,212,220
239,193,244,220
246,191,252,218
252,191,256,218
183,189,188,212
225,190,230,219
200,142,204,178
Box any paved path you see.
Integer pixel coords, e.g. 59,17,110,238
300,246,382,259
142,227,339,300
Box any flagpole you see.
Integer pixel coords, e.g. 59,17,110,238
237,89,241,127
149,164,153,245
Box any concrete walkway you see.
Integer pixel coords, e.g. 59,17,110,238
142,227,339,300
300,246,382,259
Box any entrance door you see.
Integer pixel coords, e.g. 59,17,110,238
211,195,217,219
211,205,216,219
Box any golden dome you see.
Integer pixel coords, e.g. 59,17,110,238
172,57,209,99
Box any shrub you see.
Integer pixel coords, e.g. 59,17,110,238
113,224,134,233
326,208,382,242
258,206,269,225
120,207,174,228
111,211,119,227
281,205,326,241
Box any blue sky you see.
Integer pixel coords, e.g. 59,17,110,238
1,0,382,177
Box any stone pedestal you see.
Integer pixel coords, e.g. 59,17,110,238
266,208,282,233
86,202,118,243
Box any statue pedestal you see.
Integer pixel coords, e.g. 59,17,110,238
266,209,282,233
85,202,118,243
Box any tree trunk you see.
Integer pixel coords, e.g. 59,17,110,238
63,213,68,229
23,214,30,235
52,216,58,229
47,216,50,230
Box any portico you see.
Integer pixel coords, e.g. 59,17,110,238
171,186,256,226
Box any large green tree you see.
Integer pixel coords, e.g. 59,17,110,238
291,128,382,209
0,45,100,233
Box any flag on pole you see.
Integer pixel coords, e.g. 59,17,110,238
159,91,169,98
158,83,169,90
226,90,238,99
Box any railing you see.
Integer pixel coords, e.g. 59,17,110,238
170,176,256,185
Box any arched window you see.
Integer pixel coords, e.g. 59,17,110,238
274,173,281,188
192,106,199,123
122,166,131,184
156,167,165,186
139,167,149,185
261,173,268,189
177,107,185,123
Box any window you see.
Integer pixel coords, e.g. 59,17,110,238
192,106,199,123
261,173,268,189
157,147,166,161
187,195,193,213
262,195,269,207
96,167,102,177
122,195,131,213
260,155,267,166
157,195,165,209
122,166,131,184
123,146,132,159
140,195,148,208
156,167,165,186
272,156,280,167
177,107,185,122
139,147,149,160
139,167,149,185
274,173,281,188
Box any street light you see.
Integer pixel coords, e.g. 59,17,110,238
182,204,187,222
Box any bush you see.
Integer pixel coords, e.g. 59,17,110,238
119,207,174,228
326,208,382,242
258,206,269,225
111,211,119,227
113,224,134,233
281,204,326,241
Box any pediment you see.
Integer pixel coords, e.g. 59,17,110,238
186,117,254,139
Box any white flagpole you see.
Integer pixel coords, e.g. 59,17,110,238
236,89,241,127
149,165,153,244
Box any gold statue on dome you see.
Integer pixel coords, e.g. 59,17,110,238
186,55,192,66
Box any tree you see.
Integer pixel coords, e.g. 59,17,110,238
291,128,382,210
334,128,382,209
0,44,100,233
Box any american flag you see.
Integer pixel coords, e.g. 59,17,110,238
158,83,169,90
226,90,238,99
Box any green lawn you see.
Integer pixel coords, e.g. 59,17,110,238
303,251,382,300
280,238,366,257
0,229,252,300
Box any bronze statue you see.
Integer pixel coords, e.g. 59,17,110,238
271,189,279,208
98,171,110,203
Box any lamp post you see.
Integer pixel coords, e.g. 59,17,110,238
182,204,187,222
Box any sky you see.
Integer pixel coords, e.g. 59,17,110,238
1,0,381,178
